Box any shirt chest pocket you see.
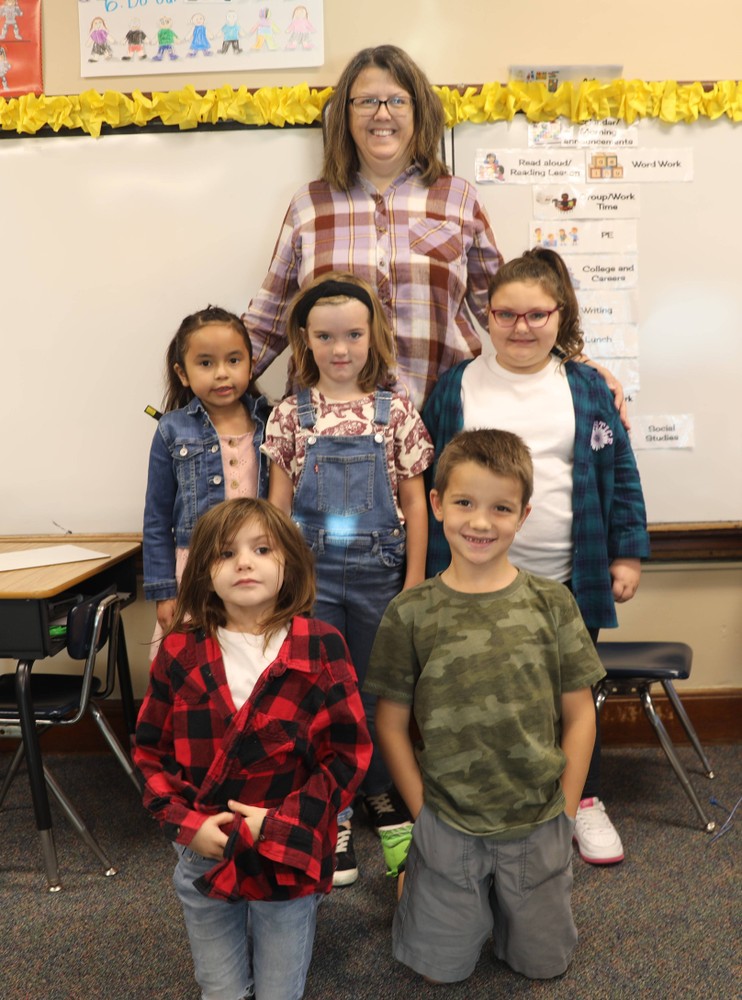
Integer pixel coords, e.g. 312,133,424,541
408,218,464,263
171,673,213,750
171,439,206,490
231,713,300,775
315,451,376,516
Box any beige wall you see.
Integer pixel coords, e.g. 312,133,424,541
97,561,741,699
22,2,740,699
612,563,742,691
5,561,738,700
45,0,742,95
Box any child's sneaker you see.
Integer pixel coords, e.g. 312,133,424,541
332,823,359,886
379,824,413,878
364,788,412,832
573,797,625,864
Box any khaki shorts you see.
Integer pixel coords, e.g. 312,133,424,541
393,806,577,983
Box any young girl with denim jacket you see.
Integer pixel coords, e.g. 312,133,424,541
143,307,270,639
262,272,433,885
134,498,371,1000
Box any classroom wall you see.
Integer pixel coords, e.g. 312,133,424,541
5,2,739,698
117,562,740,700
44,0,742,94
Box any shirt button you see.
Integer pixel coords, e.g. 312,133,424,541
211,444,219,453
308,435,317,445
179,446,188,457
213,475,223,485
374,433,383,443
231,480,239,489
230,458,238,466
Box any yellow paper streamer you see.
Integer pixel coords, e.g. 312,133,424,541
0,81,739,137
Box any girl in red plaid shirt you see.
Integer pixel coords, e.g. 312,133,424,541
133,498,371,1000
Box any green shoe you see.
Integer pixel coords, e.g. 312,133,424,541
379,824,413,878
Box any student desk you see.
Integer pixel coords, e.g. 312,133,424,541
0,537,140,889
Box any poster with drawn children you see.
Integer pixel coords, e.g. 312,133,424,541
0,0,42,96
77,0,324,79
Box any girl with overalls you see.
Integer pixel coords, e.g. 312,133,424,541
262,272,434,887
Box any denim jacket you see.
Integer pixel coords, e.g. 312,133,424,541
143,393,271,601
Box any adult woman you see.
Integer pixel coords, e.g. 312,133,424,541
245,44,502,413
245,45,625,879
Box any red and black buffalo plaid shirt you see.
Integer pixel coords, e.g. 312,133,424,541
133,616,371,901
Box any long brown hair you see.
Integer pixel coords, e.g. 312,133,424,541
322,45,447,191
285,271,396,392
487,248,584,361
172,499,315,642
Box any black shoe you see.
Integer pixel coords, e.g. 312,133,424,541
332,823,359,887
364,788,412,833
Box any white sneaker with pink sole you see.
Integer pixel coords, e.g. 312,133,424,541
573,797,625,864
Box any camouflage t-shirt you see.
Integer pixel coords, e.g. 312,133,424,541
365,571,605,838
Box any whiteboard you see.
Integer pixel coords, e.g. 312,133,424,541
2,127,321,534
1,117,739,532
450,117,742,523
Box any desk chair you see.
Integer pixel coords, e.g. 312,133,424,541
594,641,716,833
0,591,142,890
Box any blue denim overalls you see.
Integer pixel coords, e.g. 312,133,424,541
293,388,406,797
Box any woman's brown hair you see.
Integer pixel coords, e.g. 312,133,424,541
322,45,447,191
172,498,315,643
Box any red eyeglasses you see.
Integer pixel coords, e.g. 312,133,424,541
490,307,560,329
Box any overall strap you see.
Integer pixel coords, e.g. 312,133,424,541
373,390,393,427
296,388,316,430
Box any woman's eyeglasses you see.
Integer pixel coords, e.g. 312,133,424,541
490,308,560,329
347,96,414,117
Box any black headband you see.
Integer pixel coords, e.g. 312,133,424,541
295,280,374,328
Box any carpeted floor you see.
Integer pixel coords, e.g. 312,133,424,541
1,745,740,1000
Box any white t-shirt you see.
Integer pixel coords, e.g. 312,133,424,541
217,626,288,711
461,354,575,581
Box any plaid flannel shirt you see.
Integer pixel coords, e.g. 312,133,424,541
244,165,503,412
133,616,371,901
422,359,650,629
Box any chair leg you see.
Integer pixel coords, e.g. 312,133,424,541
594,683,607,713
38,828,62,892
43,766,117,877
89,700,143,794
660,681,715,778
0,740,25,807
115,622,138,736
16,660,62,890
639,687,716,833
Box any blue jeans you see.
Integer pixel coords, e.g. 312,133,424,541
293,389,406,824
173,844,320,1000
306,527,405,820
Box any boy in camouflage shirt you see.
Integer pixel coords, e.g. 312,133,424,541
365,429,604,984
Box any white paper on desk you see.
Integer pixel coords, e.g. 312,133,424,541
0,545,111,573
